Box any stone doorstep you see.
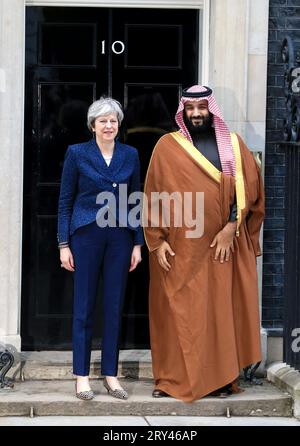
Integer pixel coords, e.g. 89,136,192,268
0,379,293,418
267,362,300,420
9,350,265,382
10,350,153,381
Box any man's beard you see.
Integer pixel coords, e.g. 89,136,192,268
184,112,213,135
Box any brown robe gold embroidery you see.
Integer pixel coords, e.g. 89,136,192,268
143,132,265,402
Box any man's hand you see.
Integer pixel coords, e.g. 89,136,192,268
155,241,175,272
210,221,237,263
60,246,75,272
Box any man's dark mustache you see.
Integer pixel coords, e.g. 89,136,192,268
186,117,212,125
183,112,213,135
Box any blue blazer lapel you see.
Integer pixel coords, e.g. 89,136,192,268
88,139,126,181
109,140,126,177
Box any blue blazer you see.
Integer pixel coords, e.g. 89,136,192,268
57,138,144,246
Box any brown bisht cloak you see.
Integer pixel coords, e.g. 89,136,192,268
143,131,265,403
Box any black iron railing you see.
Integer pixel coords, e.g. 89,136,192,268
0,347,14,388
281,36,300,142
283,141,300,372
281,36,300,371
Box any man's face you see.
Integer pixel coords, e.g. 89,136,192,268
183,100,212,133
184,100,209,126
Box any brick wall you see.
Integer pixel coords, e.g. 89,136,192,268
262,0,300,332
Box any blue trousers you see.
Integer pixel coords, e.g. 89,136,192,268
70,222,133,376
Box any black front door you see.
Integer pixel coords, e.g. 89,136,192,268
22,6,199,350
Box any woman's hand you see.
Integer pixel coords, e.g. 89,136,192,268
60,247,75,272
129,245,142,272
155,241,175,272
210,221,237,263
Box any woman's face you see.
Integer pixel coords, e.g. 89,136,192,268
93,112,119,143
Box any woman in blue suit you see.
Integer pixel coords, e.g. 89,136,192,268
57,97,143,400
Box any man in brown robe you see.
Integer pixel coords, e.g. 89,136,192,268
143,85,265,402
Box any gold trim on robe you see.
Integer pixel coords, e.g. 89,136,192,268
230,132,246,236
170,131,222,183
170,130,246,237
